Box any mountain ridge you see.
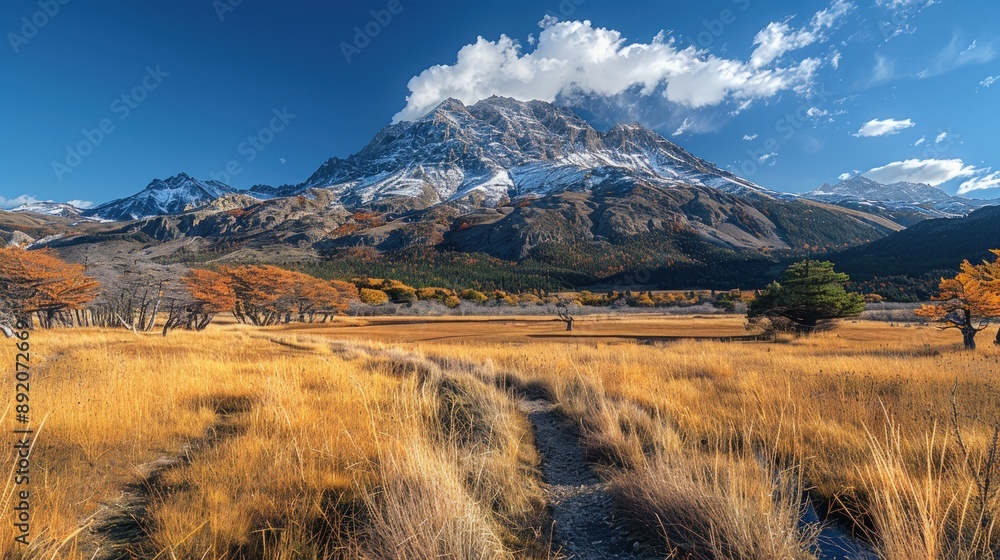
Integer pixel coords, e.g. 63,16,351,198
84,97,782,221
2,97,942,292
804,175,989,225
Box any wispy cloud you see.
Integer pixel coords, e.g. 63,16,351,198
742,134,758,141
914,136,926,146
916,34,996,79
874,0,937,41
868,54,896,85
853,117,915,137
980,75,999,89
829,49,842,69
749,0,853,67
672,117,694,137
864,158,977,186
958,170,1000,194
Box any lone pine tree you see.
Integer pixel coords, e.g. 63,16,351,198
748,260,865,332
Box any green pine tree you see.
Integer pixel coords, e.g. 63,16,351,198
748,260,865,332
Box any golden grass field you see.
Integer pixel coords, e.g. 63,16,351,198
2,315,999,559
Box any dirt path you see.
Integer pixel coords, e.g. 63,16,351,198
519,399,657,560
329,338,655,558
88,450,191,560
85,399,247,559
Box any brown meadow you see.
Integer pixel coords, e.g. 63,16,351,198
2,316,998,558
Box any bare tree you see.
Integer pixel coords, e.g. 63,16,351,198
557,305,575,332
86,257,188,332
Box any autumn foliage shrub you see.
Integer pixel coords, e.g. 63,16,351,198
460,289,489,303
360,288,390,306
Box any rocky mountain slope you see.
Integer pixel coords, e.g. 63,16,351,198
80,97,779,221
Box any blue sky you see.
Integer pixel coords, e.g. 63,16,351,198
1,0,998,208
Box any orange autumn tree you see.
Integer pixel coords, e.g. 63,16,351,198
0,247,99,330
222,265,299,326
916,250,1000,349
286,276,358,322
161,269,237,334
221,265,357,326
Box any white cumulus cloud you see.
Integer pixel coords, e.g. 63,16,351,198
742,134,758,141
863,158,978,186
914,136,926,146
67,199,94,209
392,10,839,123
935,131,949,143
852,117,915,137
958,170,1000,195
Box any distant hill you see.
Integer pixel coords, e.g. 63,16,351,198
832,205,1000,278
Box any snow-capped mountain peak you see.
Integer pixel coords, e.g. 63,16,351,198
85,173,240,221
810,175,950,203
10,201,84,218
58,98,784,221
298,96,773,209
